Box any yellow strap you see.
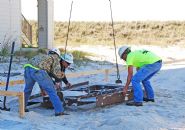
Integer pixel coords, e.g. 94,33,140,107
24,64,40,70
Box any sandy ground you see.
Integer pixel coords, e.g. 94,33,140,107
0,45,185,130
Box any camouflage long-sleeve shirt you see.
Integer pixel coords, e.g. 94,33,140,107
28,54,65,79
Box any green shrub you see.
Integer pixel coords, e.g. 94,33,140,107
0,46,9,57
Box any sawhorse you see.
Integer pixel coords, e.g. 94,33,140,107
0,91,25,118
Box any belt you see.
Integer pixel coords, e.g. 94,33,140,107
24,64,40,70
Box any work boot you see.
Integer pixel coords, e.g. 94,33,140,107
143,98,155,102
57,91,64,102
126,101,143,106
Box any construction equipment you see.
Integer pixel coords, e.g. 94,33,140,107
28,82,135,109
64,84,133,107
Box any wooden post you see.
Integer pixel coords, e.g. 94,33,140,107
18,92,25,118
0,91,25,118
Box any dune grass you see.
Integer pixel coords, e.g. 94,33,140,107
30,21,185,47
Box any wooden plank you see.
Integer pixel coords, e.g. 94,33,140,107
0,80,24,87
66,68,125,78
0,91,23,97
0,90,25,118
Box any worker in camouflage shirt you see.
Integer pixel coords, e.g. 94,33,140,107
40,52,74,96
24,48,67,116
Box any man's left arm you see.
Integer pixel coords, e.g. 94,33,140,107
62,76,72,88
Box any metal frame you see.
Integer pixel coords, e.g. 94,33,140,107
29,84,134,108
63,84,133,107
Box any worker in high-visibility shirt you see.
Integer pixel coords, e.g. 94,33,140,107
118,46,162,106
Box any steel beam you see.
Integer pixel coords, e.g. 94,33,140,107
96,89,133,107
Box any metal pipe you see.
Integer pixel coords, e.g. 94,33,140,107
108,0,122,84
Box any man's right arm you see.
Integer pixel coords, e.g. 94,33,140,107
123,66,133,95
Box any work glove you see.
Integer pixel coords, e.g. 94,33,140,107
66,82,72,88
55,82,62,91
122,86,128,96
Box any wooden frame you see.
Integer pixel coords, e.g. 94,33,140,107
0,91,25,118
0,80,24,86
0,68,125,87
0,59,184,87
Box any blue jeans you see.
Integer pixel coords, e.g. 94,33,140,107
131,61,162,102
24,67,64,113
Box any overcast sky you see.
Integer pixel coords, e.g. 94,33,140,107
21,0,185,21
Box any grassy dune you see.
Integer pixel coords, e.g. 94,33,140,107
30,21,185,47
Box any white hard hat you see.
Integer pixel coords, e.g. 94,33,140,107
61,53,74,64
49,48,60,56
118,46,130,58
